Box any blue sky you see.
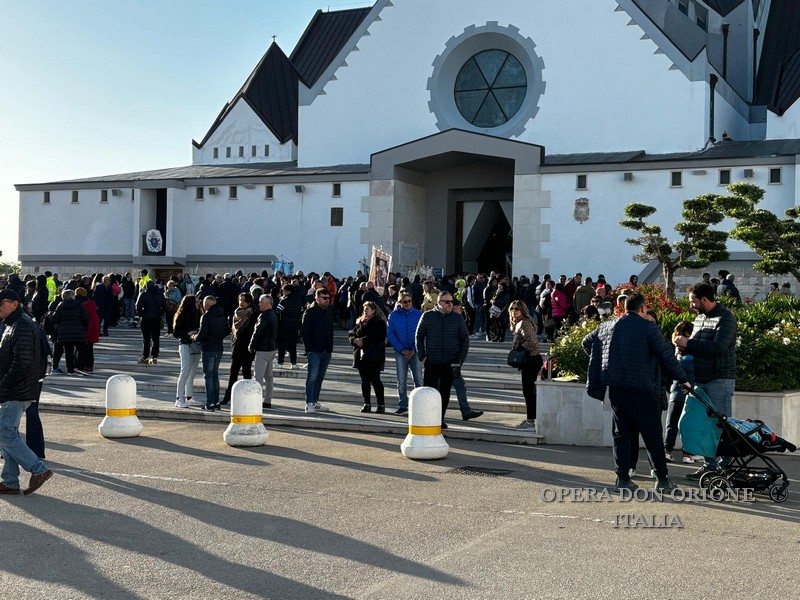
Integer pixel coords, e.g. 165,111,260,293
0,0,371,261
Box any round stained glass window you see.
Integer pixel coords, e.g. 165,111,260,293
454,49,528,128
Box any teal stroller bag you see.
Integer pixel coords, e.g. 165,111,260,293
678,385,722,457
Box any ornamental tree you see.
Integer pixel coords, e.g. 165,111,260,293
718,182,800,285
620,195,729,299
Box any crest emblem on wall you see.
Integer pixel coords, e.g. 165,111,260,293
146,229,163,253
574,198,590,224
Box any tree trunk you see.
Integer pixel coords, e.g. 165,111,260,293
663,263,677,300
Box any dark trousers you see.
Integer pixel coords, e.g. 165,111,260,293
76,343,95,370
520,362,539,420
25,394,45,459
140,317,161,358
358,362,384,406
62,342,87,373
609,387,668,481
277,326,298,365
423,361,454,422
464,305,476,335
223,351,254,404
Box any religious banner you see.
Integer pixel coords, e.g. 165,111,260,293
145,229,163,253
368,246,391,295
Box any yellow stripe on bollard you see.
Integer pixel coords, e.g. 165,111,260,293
106,408,137,417
408,425,442,435
232,415,263,425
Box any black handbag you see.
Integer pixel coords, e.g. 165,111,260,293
360,344,382,362
507,347,530,368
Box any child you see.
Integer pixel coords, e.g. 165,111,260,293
665,321,695,463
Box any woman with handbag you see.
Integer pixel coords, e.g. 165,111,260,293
488,281,511,342
173,294,202,408
508,300,543,431
349,301,387,413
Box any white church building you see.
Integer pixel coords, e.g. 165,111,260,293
16,0,800,288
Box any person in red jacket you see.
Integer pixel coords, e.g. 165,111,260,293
75,287,100,373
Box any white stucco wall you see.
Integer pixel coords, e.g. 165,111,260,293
298,0,710,167
19,189,134,258
766,102,800,140
538,162,797,285
192,99,296,165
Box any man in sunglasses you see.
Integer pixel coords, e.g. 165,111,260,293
415,291,470,429
387,292,423,415
301,288,334,413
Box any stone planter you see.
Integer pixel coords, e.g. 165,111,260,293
538,380,800,447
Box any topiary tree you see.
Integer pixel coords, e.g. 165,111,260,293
620,195,729,299
718,182,800,285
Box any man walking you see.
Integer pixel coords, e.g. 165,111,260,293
673,282,737,480
0,290,53,495
194,296,229,410
387,291,423,415
301,288,334,413
135,281,164,364
582,292,688,492
250,294,278,410
415,291,470,428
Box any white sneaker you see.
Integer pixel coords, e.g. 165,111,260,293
286,363,294,370
516,419,536,431
187,398,205,407
629,468,637,478
175,399,188,409
314,403,330,412
305,402,316,414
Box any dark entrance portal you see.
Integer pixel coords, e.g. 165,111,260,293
456,198,512,275
476,209,512,274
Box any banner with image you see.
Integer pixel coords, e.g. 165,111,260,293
368,246,392,296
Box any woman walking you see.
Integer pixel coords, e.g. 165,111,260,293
509,300,542,431
349,301,387,413
221,292,257,406
173,294,202,408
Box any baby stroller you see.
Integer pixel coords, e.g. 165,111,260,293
678,385,796,503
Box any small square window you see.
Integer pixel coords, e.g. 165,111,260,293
678,0,689,16
196,187,204,200
265,185,274,199
229,185,238,199
101,190,108,203
264,145,270,157
670,171,683,187
719,169,731,186
251,145,257,157
43,191,50,204
226,147,231,158
332,182,341,197
576,174,587,190
71,190,79,204
331,207,344,226
769,168,782,184
696,7,708,31
213,147,219,159
238,146,244,158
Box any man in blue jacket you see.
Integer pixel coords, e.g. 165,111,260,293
387,291,423,415
582,292,688,493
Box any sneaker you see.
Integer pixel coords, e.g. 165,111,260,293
686,465,721,481
305,402,315,414
615,477,639,492
394,407,408,416
175,399,188,409
272,358,279,366
51,367,64,374
24,469,53,495
655,478,678,493
516,419,536,431
628,468,637,478
187,398,205,407
313,403,330,412
73,369,88,376
463,410,484,421
286,364,294,370
682,453,695,464
665,451,675,462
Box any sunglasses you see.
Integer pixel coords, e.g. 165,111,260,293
440,299,453,304
400,300,412,305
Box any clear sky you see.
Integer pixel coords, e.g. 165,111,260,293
0,0,371,261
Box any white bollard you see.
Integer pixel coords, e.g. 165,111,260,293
223,379,269,447
400,386,449,460
98,375,143,438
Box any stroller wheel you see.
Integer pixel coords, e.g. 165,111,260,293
769,482,789,503
705,476,733,500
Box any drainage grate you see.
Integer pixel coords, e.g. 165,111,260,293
448,466,513,477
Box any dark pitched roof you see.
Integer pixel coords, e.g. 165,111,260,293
194,43,300,148
290,7,372,87
755,0,800,112
703,0,746,17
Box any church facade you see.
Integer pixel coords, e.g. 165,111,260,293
16,0,800,286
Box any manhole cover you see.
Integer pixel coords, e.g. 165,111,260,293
448,466,513,477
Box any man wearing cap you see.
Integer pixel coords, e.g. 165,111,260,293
0,290,53,495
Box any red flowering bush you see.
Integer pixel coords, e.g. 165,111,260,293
612,283,682,317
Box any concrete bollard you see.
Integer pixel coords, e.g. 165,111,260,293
400,386,449,460
223,379,269,447
98,374,143,438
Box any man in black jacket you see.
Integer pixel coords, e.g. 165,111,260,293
135,281,164,364
415,291,470,429
301,288,334,414
194,296,229,410
583,292,688,493
250,294,278,409
0,290,53,495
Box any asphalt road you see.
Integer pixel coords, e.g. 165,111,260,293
2,414,799,600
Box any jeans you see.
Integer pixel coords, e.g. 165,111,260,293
452,376,474,417
700,378,735,468
254,349,277,403
124,298,135,321
176,344,200,400
201,350,223,407
305,351,331,405
473,305,486,334
0,401,48,488
394,351,423,409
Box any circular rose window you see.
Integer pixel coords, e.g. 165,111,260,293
454,49,528,128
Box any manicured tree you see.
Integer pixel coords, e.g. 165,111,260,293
620,195,729,299
719,182,800,285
